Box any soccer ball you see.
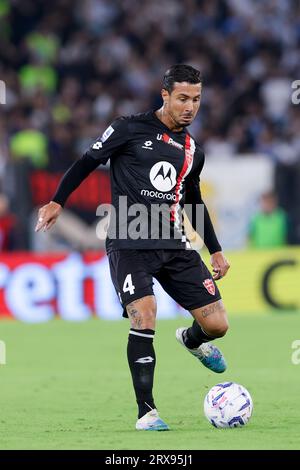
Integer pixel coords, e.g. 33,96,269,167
204,382,253,428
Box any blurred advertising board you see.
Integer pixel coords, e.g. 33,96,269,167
202,247,300,314
30,170,111,210
201,155,274,250
0,249,299,322
0,252,186,322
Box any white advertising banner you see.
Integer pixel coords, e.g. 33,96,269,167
201,155,274,249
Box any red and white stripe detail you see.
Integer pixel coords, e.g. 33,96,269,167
170,134,195,229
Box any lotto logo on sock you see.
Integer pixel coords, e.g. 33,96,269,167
135,356,154,364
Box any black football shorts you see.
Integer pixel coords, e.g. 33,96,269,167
108,249,222,317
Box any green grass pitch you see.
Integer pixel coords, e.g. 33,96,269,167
0,313,299,449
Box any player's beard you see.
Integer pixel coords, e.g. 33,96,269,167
177,119,192,128
170,110,191,129
179,121,190,128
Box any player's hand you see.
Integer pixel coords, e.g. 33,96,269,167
35,201,62,232
211,251,230,281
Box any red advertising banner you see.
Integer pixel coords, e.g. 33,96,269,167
0,252,183,322
30,170,111,210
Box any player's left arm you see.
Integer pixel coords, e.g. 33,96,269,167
35,118,129,232
185,164,230,280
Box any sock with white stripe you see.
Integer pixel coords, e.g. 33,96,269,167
127,328,156,419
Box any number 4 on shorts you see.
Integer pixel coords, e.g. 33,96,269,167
123,274,135,295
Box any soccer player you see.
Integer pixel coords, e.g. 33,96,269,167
35,64,230,431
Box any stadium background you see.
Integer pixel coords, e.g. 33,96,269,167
0,0,300,450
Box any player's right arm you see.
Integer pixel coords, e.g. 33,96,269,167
184,152,230,280
35,118,128,232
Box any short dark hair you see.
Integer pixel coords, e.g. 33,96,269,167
163,64,202,93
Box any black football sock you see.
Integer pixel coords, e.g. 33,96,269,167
183,320,216,349
127,328,156,419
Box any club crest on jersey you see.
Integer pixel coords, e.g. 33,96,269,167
157,133,184,150
203,279,215,296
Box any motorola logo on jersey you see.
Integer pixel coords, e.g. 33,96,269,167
149,161,177,192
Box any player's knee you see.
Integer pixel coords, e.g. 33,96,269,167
213,324,228,338
206,319,229,338
141,309,156,329
127,295,157,329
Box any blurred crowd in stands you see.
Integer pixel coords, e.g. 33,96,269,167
0,0,300,250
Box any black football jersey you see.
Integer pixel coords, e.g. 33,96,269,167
85,111,206,252
53,110,221,253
